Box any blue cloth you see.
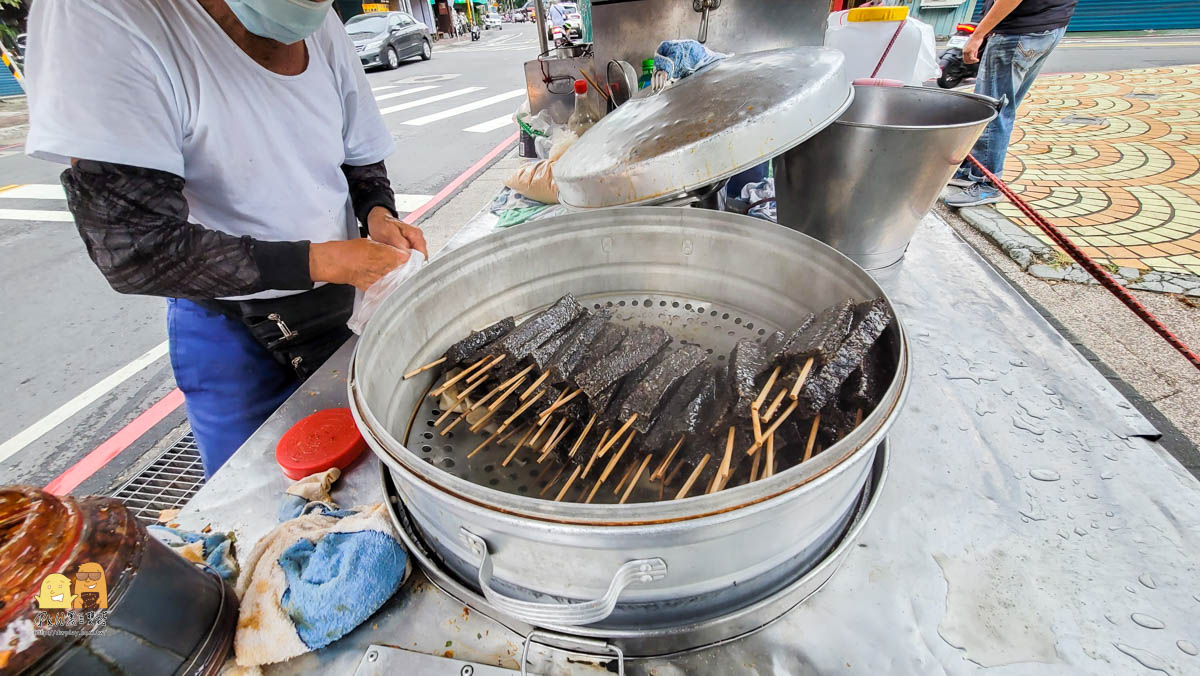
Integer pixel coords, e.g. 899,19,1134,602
167,298,299,477
955,28,1066,187
278,530,407,651
652,40,727,80
548,3,568,26
725,163,770,200
147,525,239,582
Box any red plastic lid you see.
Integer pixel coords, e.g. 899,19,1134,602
275,408,367,480
574,79,587,95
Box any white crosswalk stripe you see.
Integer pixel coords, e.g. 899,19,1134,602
437,39,538,54
0,208,74,222
403,89,525,126
463,113,515,134
0,184,67,200
0,185,434,221
379,87,485,115
374,85,438,102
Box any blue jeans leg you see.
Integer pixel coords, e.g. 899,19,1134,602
167,299,299,477
957,27,1066,185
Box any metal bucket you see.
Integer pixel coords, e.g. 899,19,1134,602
349,207,910,630
774,85,999,269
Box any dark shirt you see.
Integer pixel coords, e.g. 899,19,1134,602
983,0,1078,35
62,160,397,300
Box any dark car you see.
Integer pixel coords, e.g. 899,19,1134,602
345,12,431,70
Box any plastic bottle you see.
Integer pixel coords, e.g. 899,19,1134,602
638,58,655,90
568,79,599,135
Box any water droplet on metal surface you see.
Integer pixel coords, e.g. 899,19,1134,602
1009,358,1028,367
1002,386,1015,395
1106,511,1114,517
1105,613,1119,624
1178,640,1198,656
1013,415,1046,436
1088,492,1099,499
1101,471,1115,480
1074,526,1088,536
1057,529,1070,540
1139,573,1157,590
1131,613,1166,630
1114,643,1172,673
1030,469,1061,482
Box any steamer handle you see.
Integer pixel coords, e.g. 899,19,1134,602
460,528,668,627
520,629,625,676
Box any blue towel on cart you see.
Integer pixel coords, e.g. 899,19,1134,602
653,40,728,80
148,525,239,582
232,470,410,667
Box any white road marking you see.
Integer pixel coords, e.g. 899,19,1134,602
372,85,398,92
374,85,438,102
0,184,67,200
379,87,486,115
403,89,525,126
0,341,170,464
395,193,434,212
464,113,514,134
0,208,74,222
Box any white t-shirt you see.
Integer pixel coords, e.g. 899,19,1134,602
25,0,395,299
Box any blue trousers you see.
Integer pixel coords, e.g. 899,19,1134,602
957,27,1066,186
167,299,299,477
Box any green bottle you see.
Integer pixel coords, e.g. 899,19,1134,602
638,58,655,90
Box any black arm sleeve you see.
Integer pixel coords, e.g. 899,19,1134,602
342,160,397,238
62,159,313,300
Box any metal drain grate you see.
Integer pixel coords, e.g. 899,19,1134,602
111,428,206,523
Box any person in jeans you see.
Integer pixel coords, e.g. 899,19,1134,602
945,0,1078,208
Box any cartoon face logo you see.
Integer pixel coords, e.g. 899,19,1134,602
33,573,76,609
72,563,108,610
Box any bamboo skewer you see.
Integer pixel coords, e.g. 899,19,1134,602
497,391,545,433
538,421,574,463
674,454,711,500
747,400,800,456
442,413,466,434
554,465,583,502
710,427,736,494
435,400,466,428
540,388,568,417
502,425,537,466
520,370,551,400
581,429,611,478
762,389,788,422
764,433,775,478
466,354,506,385
567,413,597,459
803,415,820,462
752,411,764,444
596,414,637,458
471,366,533,412
487,374,530,414
752,366,781,413
450,373,528,432
855,408,863,426
597,431,636,486
537,389,582,422
749,452,762,483
612,458,639,496
651,436,686,481
788,357,816,401
532,460,559,489
431,357,488,397
540,465,567,497
536,417,567,463
468,407,501,434
620,454,653,504
663,453,689,487
404,356,446,380
468,429,504,458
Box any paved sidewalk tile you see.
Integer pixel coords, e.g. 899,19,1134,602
995,67,1200,279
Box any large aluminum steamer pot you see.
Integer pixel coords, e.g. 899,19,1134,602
350,208,909,629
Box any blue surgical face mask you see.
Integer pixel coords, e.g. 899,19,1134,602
226,0,334,45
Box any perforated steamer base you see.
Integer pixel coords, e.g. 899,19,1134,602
402,292,782,505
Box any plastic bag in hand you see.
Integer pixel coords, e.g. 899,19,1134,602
347,251,426,335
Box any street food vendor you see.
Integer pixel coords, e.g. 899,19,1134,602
23,0,427,476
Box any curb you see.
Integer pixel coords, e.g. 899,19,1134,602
945,188,1200,298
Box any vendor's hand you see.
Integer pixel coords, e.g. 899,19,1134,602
309,239,410,291
963,33,985,65
367,206,428,259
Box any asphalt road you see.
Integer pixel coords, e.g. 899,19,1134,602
0,23,541,494
0,25,1197,496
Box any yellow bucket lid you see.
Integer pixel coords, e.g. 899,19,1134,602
846,6,909,22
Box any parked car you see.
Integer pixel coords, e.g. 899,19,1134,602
345,11,431,70
484,13,502,30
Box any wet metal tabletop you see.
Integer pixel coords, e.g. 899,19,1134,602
178,213,1200,675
